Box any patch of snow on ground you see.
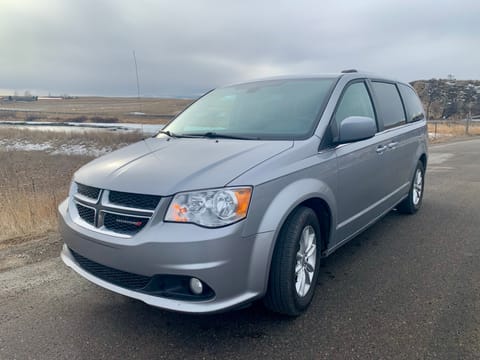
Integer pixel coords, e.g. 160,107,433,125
50,144,112,157
0,139,113,156
0,121,163,134
0,140,53,152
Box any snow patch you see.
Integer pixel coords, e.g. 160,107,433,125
0,140,52,152
49,144,113,157
0,139,113,156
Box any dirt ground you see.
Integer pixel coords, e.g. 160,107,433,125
0,232,61,272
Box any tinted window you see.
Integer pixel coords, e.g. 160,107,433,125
398,84,425,122
334,82,376,128
371,82,406,129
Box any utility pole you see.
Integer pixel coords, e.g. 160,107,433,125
132,50,141,113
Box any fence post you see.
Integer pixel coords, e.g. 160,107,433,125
465,111,471,135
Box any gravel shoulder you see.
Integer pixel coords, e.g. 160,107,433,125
0,232,62,272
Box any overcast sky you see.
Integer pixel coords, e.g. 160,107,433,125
1,0,479,97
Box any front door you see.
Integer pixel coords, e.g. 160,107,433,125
332,81,392,244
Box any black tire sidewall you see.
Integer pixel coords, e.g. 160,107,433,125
288,209,322,311
411,162,425,212
264,206,323,315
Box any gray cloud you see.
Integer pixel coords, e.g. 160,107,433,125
1,0,479,96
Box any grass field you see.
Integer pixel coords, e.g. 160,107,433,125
0,150,90,241
0,97,193,124
0,129,144,242
428,121,480,141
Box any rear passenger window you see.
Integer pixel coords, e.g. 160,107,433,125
398,84,425,122
371,82,406,129
334,82,376,128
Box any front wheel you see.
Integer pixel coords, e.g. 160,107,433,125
397,161,425,214
264,207,321,316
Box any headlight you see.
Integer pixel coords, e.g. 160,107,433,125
165,187,252,227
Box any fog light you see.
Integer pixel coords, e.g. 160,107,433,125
189,278,203,295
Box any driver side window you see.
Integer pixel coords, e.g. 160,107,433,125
334,82,376,128
329,82,377,143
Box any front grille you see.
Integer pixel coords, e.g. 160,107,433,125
103,212,148,235
72,186,160,237
76,204,95,225
109,191,161,210
70,249,151,290
76,183,100,200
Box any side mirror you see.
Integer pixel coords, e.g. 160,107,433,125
338,116,376,143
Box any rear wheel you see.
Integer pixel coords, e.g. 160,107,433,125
264,207,321,316
397,161,425,214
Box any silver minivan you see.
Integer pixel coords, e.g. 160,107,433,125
59,70,428,316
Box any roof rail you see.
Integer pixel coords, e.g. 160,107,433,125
341,69,358,73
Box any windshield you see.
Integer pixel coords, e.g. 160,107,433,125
160,78,336,140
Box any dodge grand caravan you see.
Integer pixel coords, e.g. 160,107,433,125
59,70,428,316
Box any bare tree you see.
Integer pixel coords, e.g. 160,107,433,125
424,79,444,119
441,83,459,119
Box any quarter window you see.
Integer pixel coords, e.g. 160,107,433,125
398,84,425,122
371,82,406,129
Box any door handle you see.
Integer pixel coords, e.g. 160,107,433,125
387,141,399,149
376,145,387,154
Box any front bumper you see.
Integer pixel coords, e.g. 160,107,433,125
58,199,275,314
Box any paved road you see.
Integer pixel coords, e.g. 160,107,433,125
1,139,480,359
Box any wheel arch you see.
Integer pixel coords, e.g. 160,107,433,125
300,198,332,253
245,177,337,297
256,179,336,255
419,153,427,169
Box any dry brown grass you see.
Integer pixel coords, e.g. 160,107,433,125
0,97,192,124
428,122,480,137
0,151,93,241
0,130,144,242
2,189,61,239
0,127,144,149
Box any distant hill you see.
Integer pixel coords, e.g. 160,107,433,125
410,78,480,120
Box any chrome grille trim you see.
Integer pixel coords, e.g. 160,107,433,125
70,186,160,238
74,193,99,205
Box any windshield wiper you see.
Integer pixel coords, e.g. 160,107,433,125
156,130,193,138
186,132,259,140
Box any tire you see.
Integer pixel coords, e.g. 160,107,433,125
397,161,425,214
264,206,322,316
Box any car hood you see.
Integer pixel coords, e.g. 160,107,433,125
74,137,293,195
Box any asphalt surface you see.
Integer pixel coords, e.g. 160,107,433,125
1,138,480,359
